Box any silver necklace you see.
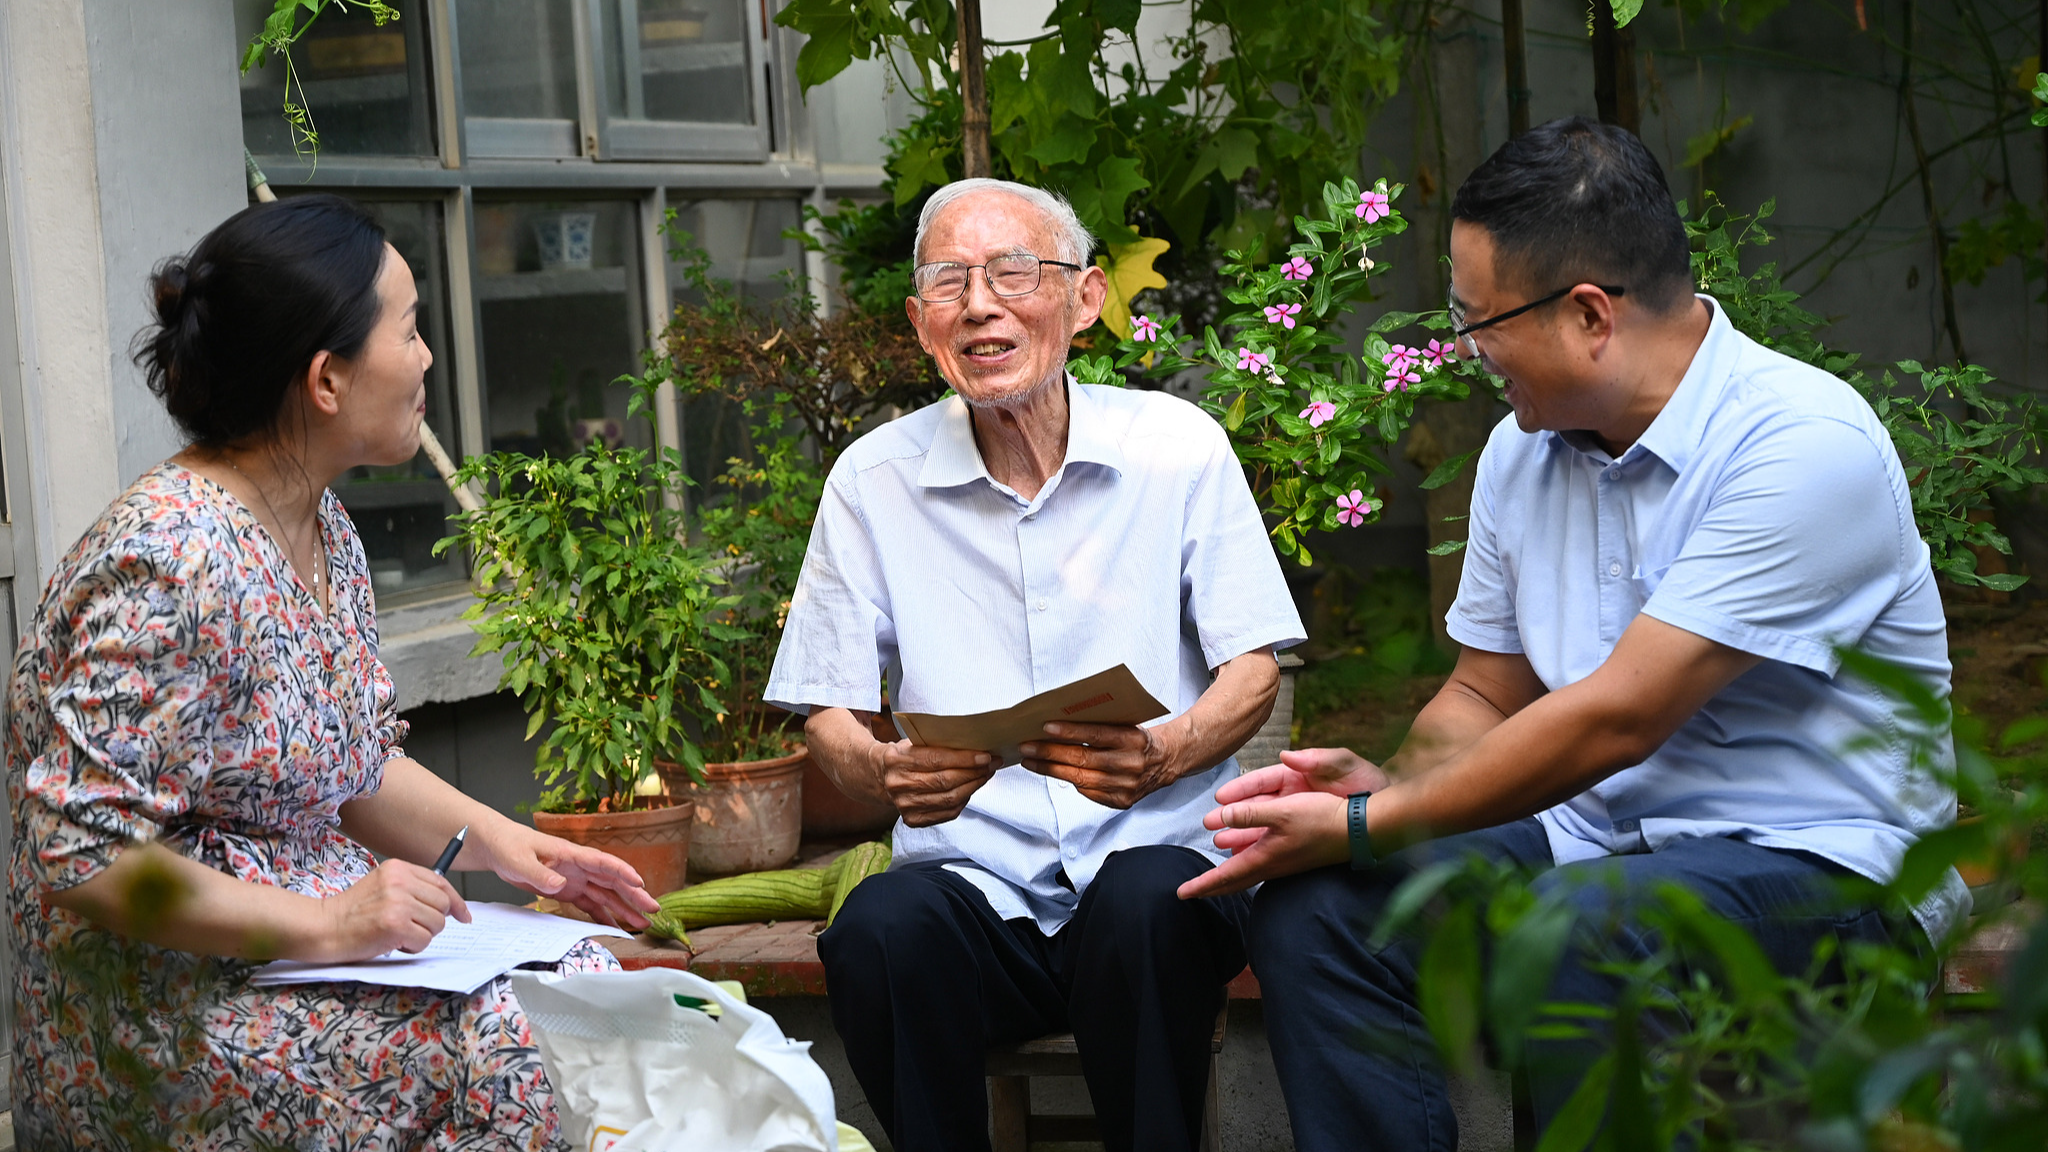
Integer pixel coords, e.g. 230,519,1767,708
226,457,325,605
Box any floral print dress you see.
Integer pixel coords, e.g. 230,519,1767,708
6,462,615,1151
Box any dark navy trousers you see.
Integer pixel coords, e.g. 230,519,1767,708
818,846,1252,1152
1251,818,1904,1151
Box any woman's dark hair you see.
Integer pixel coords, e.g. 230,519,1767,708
135,193,388,446
1451,117,1693,314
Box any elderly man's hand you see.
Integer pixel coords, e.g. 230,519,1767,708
877,741,997,827
1018,722,1183,810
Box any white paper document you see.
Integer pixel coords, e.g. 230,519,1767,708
250,901,632,995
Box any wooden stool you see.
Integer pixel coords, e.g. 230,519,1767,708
986,1009,1227,1152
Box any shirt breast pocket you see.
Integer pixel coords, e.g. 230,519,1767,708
1630,562,1671,609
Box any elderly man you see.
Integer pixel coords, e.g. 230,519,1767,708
764,178,1303,1152
1178,118,1963,1149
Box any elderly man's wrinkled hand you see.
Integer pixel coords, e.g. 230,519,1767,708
879,741,996,827
1018,721,1180,810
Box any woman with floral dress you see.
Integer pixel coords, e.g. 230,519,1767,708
6,194,662,1150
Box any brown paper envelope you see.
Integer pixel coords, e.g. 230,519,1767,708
892,664,1170,766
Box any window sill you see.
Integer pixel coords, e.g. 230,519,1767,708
377,587,505,712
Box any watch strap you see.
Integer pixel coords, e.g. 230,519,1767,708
1347,791,1375,871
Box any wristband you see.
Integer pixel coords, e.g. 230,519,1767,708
1347,791,1375,871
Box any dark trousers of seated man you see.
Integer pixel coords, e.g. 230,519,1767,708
1253,818,1906,1152
819,845,1252,1152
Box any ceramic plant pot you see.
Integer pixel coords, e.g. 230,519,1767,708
659,749,806,876
532,796,694,898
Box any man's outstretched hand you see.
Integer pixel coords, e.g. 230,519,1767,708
1176,747,1391,900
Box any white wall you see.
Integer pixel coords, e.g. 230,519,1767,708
0,0,243,580
83,0,246,486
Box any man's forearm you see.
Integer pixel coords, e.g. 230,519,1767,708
1367,619,1760,850
804,706,889,805
1163,649,1281,778
1379,682,1520,780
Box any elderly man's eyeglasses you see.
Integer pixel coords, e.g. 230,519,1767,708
1448,283,1626,358
912,254,1085,304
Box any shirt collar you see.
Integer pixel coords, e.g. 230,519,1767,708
1554,294,1736,475
917,376,1126,489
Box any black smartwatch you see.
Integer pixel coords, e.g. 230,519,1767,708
1347,791,1376,871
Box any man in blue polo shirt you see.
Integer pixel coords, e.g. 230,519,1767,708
1177,117,1963,1150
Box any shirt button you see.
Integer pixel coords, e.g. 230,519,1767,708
1608,468,1621,480
1036,598,1048,611
1608,561,1622,577
1025,512,1036,520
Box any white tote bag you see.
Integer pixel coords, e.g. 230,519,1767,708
510,968,844,1152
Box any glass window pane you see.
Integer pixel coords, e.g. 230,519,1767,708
285,197,468,600
456,0,580,121
603,0,753,125
662,197,802,493
475,200,650,458
235,0,434,157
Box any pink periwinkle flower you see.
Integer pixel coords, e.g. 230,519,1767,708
1300,400,1337,427
1383,363,1422,392
1336,489,1376,528
1421,338,1454,368
1381,344,1419,378
1355,189,1391,224
1263,302,1303,329
1279,257,1314,281
1235,347,1272,373
1132,315,1163,342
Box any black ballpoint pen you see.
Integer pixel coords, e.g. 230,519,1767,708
431,825,468,877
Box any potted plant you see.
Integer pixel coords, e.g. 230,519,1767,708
439,378,740,897
641,233,941,854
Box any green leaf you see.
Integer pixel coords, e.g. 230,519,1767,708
1096,0,1142,35
1418,449,1481,491
1426,539,1467,556
1026,113,1098,167
1416,902,1482,1076
1223,391,1249,432
1213,128,1259,181
779,0,863,89
1368,310,1428,334
1532,1054,1612,1152
1609,0,1645,29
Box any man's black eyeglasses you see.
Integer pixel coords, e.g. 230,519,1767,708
913,254,1085,304
1449,283,1625,357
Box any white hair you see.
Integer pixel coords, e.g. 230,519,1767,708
913,179,1096,268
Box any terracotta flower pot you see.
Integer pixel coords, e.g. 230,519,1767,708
800,755,900,838
532,797,694,898
658,749,806,876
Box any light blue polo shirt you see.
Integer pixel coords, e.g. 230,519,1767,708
1447,297,1965,943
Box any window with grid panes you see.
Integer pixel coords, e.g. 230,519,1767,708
273,194,470,599
474,198,652,457
663,195,805,493
235,0,436,157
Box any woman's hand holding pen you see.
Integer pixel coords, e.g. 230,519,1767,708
319,859,471,962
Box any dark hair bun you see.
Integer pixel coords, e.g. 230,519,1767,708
135,194,387,446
